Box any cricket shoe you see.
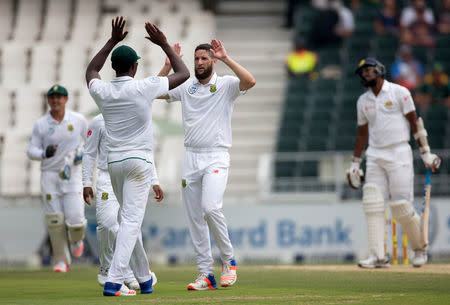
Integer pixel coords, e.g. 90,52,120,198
53,261,69,273
98,267,108,286
187,273,218,290
139,274,156,294
220,258,238,287
412,250,428,268
70,240,84,258
358,254,390,268
124,278,140,290
103,282,136,296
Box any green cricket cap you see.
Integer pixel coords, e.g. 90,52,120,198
47,84,68,96
111,45,140,66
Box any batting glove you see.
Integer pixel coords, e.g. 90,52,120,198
421,152,441,172
346,157,364,189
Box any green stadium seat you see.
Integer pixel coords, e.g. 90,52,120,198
308,120,330,136
297,161,319,176
304,135,328,151
277,136,299,152
275,161,296,177
333,135,355,151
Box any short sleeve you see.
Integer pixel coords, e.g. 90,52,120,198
224,75,246,101
88,78,107,108
143,76,169,100
168,82,184,103
397,86,416,115
357,98,368,126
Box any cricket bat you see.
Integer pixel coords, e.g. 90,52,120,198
421,168,432,246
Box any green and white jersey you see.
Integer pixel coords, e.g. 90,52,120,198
88,76,168,154
27,110,87,171
168,73,246,149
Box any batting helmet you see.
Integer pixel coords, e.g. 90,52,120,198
354,57,386,77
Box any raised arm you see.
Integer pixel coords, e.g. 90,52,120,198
85,16,129,87
210,39,256,91
145,22,189,90
157,43,182,99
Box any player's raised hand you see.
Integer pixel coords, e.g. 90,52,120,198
165,43,182,66
153,185,164,202
210,39,228,60
145,22,168,46
111,16,128,43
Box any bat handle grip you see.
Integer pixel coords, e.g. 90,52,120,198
425,168,431,186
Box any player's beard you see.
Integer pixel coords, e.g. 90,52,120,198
195,65,213,80
361,77,377,88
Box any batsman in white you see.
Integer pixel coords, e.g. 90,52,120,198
158,41,255,290
27,85,88,273
348,58,441,268
82,114,163,291
85,16,189,296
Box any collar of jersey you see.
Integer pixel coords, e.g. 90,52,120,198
46,110,69,124
111,76,133,83
368,80,390,98
193,72,217,86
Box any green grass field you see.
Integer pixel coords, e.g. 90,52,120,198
0,265,450,304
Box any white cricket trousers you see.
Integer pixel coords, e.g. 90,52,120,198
95,169,134,281
365,142,414,202
106,151,154,284
41,169,85,226
182,147,234,275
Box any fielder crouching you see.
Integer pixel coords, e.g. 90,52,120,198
27,85,88,272
347,58,441,268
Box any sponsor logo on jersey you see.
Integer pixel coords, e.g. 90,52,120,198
101,193,108,200
213,169,219,173
87,130,92,137
364,105,375,111
68,124,73,132
150,76,160,83
182,179,187,188
384,101,393,108
210,85,217,93
188,85,197,94
46,194,52,201
403,95,410,102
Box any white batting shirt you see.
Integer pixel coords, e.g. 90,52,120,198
88,76,168,156
27,110,87,171
168,73,245,148
357,80,415,149
82,114,160,187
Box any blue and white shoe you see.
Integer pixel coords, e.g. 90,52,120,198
139,274,155,294
187,273,218,290
103,282,136,296
221,258,238,287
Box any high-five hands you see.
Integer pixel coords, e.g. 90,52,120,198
145,22,168,46
111,16,128,43
210,39,227,60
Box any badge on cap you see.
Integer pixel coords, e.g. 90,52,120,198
210,85,216,93
359,59,365,67
68,124,73,132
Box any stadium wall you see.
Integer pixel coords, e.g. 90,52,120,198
1,199,450,266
